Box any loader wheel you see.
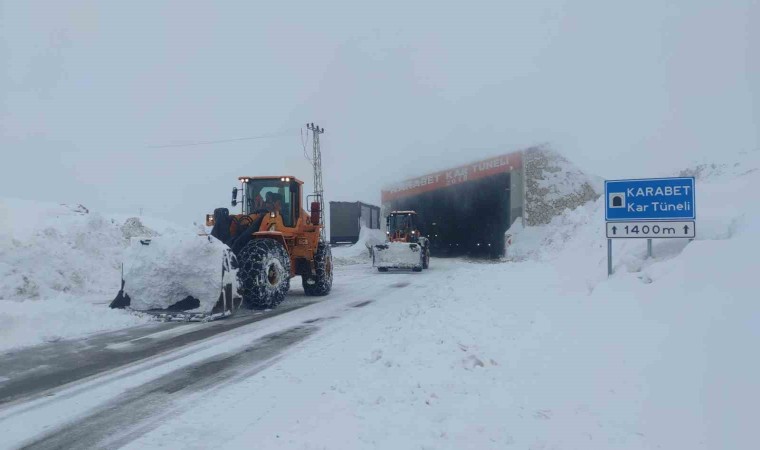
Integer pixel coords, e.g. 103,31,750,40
237,238,291,309
302,242,333,296
422,247,430,269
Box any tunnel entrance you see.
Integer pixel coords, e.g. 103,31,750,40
388,172,510,258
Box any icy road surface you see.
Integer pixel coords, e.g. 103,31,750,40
1,251,758,449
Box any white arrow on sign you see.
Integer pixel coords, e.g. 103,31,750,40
606,221,695,239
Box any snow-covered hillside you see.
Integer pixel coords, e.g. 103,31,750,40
0,199,198,351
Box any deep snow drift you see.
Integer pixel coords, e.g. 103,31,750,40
0,199,197,351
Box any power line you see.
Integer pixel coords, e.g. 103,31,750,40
301,127,313,165
148,129,298,149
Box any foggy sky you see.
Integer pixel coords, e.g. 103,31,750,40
1,0,757,224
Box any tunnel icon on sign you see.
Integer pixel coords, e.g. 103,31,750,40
608,193,626,209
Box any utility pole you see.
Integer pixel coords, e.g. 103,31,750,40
307,123,326,240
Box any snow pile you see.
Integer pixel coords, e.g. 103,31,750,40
0,198,128,301
122,234,235,312
332,225,386,265
120,217,159,240
505,199,599,264
0,198,198,351
110,213,195,237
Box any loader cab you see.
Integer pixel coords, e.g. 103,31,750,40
239,176,302,227
387,211,420,242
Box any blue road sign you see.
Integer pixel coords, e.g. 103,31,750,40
605,177,695,221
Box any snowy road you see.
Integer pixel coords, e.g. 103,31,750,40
0,262,429,449
0,300,320,406
20,325,318,450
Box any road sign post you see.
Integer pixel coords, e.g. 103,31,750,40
605,177,696,276
607,239,613,276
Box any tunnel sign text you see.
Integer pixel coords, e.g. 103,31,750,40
606,221,695,239
605,177,696,221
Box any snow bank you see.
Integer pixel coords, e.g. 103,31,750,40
332,225,386,266
0,198,197,351
0,295,146,353
122,234,235,312
0,198,128,301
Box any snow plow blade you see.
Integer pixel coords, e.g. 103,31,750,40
373,242,423,271
110,235,242,321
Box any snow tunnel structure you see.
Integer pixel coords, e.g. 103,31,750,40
381,152,525,258
380,146,601,258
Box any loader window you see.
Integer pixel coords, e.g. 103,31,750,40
389,214,414,233
245,180,294,227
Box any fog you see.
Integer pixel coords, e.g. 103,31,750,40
2,0,757,224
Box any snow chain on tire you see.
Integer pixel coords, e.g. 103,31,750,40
302,242,333,296
237,238,291,309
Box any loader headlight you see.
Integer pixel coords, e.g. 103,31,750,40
386,231,390,235
270,211,276,218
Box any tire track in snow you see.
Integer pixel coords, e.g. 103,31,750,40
20,324,318,450
0,300,319,406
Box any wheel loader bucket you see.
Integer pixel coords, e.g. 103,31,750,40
110,234,242,321
373,242,423,270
